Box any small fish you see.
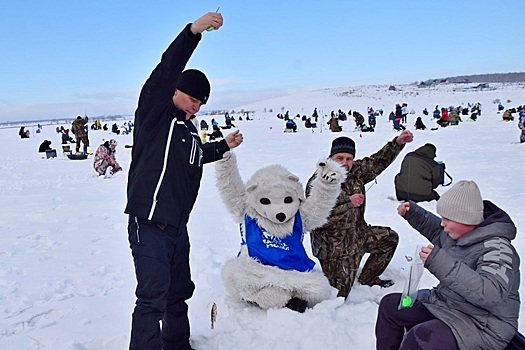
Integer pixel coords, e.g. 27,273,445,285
210,302,217,330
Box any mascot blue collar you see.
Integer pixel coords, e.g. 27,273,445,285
240,213,315,272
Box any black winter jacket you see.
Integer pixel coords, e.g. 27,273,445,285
125,24,229,228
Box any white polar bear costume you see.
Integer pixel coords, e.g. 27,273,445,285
215,152,345,311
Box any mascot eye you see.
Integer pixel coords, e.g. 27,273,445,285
284,196,293,204
260,198,271,205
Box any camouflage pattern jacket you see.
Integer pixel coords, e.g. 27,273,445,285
306,137,404,260
93,143,119,173
71,117,88,139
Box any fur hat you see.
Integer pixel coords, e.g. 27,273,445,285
329,137,355,158
436,180,484,225
176,69,210,104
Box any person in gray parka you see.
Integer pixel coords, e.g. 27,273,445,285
376,180,520,350
394,143,442,202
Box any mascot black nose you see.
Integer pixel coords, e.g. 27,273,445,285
276,213,286,222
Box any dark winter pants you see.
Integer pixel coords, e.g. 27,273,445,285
375,293,459,350
75,135,89,153
128,216,195,350
436,120,448,128
393,120,405,131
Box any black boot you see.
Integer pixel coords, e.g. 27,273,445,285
361,277,395,288
285,297,308,313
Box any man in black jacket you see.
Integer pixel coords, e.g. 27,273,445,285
125,12,243,350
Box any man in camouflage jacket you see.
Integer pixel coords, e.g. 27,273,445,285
71,115,89,154
306,131,413,298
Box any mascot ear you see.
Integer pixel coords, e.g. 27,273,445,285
287,174,305,201
246,183,258,193
287,174,300,182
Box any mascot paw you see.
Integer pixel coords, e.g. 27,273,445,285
221,151,233,161
316,159,345,184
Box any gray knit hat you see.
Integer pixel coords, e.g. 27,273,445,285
436,180,484,225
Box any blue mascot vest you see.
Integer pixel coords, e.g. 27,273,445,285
240,213,315,272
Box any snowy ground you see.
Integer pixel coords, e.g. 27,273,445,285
1,82,524,349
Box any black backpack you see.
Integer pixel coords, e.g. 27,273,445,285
436,161,453,186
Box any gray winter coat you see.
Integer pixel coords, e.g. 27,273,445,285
404,200,520,350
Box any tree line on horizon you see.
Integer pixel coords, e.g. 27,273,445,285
439,72,525,84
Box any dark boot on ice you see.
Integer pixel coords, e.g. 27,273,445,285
361,277,394,288
285,297,308,313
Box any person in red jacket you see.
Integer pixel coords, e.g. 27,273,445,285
437,108,449,127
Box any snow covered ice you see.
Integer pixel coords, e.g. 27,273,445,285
1,82,524,349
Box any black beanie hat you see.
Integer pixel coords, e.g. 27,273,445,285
176,69,211,104
329,136,356,157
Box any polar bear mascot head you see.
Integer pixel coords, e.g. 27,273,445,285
215,152,345,312
244,164,306,238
